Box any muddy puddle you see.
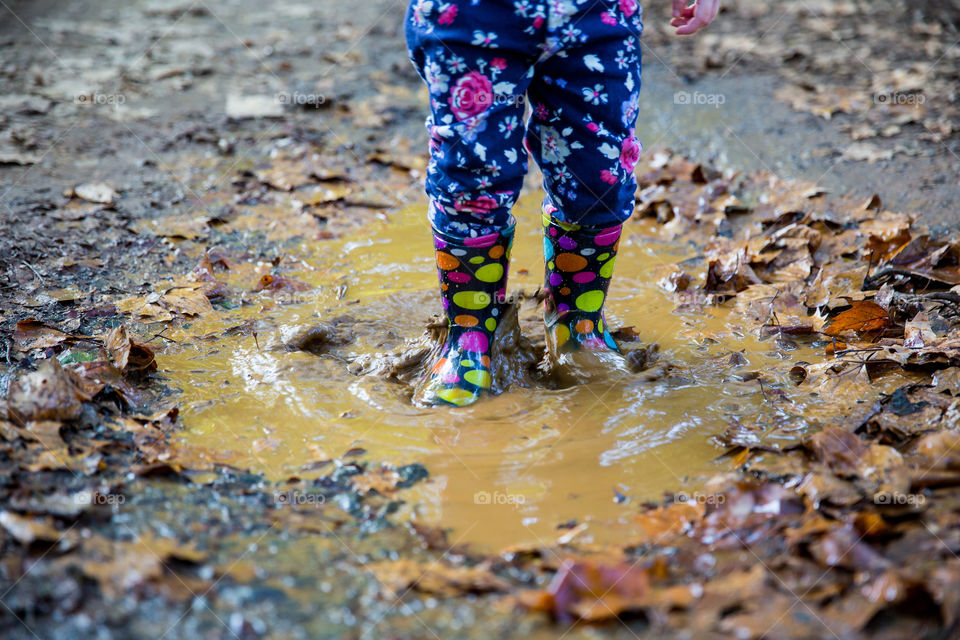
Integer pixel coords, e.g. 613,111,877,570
158,194,907,551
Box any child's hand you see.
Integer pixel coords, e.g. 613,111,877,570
671,0,719,35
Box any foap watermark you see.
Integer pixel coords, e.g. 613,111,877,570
272,291,312,305
458,290,525,308
874,91,925,107
874,491,925,506
474,490,525,507
674,491,725,506
273,490,327,507
276,91,326,109
674,90,726,108
74,92,126,106
73,490,126,506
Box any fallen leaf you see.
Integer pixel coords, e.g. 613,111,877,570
7,359,83,426
104,325,157,372
13,319,73,351
824,301,889,339
368,559,509,598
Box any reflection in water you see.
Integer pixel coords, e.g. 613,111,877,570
160,195,902,551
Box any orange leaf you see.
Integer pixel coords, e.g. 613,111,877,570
823,301,889,339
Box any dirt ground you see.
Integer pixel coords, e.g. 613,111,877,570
2,1,960,638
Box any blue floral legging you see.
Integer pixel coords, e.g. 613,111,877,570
405,0,644,237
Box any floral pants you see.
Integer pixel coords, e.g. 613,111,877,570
405,0,644,236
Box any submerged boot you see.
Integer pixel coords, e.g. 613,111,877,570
416,222,514,407
541,209,623,357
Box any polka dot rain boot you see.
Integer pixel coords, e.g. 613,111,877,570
541,206,622,355
416,222,515,407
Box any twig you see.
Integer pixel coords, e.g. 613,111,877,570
21,261,47,286
146,325,181,344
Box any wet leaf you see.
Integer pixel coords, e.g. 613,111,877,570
253,273,311,293
823,301,889,339
13,319,73,351
368,559,510,598
104,325,157,372
7,359,83,426
537,559,651,622
161,286,214,316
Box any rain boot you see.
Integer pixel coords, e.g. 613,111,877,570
541,208,622,355
416,222,515,407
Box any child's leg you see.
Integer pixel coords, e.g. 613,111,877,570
405,1,539,237
405,1,539,406
526,3,644,353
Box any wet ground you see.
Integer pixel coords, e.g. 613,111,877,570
2,0,960,638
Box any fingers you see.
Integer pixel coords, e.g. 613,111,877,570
670,4,695,27
674,0,719,35
672,0,687,18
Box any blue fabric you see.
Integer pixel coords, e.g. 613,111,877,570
406,0,644,237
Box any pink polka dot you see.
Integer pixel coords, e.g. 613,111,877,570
559,236,577,250
549,227,558,237
458,331,489,353
573,271,596,284
448,272,472,283
594,226,622,246
441,373,460,384
465,232,498,248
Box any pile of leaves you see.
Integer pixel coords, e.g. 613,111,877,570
355,152,960,637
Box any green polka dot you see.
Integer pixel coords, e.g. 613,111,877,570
475,263,504,283
599,257,616,278
460,359,475,368
576,290,605,312
597,253,610,261
485,317,497,331
453,291,491,309
464,369,492,388
469,256,485,264
598,317,604,332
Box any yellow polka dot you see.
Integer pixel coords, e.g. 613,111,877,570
435,387,478,406
485,317,496,331
555,323,570,347
475,263,504,283
576,290,604,312
469,256,485,264
463,369,492,388
453,291,491,310
599,257,616,279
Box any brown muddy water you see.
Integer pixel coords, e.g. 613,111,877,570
157,195,898,551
